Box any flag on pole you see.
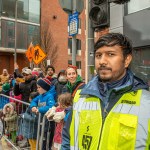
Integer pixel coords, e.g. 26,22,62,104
26,42,34,62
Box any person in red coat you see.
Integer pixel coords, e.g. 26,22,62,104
46,93,72,150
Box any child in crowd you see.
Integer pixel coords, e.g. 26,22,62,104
22,92,39,150
30,78,56,150
3,102,17,144
46,92,73,150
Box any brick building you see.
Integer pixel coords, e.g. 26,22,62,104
41,0,86,78
0,0,40,74
0,0,87,79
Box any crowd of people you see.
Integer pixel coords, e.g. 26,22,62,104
0,32,150,150
0,62,85,150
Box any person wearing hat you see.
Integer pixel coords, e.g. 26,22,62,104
13,66,37,105
54,70,67,100
3,102,17,145
30,78,56,114
30,78,56,150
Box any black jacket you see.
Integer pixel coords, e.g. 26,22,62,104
14,77,37,103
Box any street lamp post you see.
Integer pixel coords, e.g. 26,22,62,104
14,0,17,63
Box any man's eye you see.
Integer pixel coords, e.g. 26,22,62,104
95,54,101,58
108,53,114,56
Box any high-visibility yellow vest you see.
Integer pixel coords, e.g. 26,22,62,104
70,89,150,150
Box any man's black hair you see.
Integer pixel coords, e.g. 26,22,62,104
94,33,133,58
46,65,55,72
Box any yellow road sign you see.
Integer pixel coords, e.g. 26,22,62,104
32,45,47,65
26,42,34,62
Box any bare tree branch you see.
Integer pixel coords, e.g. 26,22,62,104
33,20,58,71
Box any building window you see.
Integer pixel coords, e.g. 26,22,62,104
1,20,39,49
78,18,81,28
68,38,72,51
29,0,40,23
76,61,81,69
1,20,15,48
1,0,16,18
16,23,40,49
17,0,29,21
127,0,150,14
77,39,81,50
131,47,150,88
0,0,2,17
1,0,40,24
68,38,81,54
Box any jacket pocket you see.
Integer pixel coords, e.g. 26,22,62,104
117,114,137,150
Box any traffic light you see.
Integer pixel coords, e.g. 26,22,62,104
110,0,130,4
89,0,110,30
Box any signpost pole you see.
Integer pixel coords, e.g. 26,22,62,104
85,0,94,82
14,0,17,64
72,0,77,66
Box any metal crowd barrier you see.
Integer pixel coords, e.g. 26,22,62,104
0,93,52,150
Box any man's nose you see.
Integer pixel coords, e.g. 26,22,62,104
99,55,108,65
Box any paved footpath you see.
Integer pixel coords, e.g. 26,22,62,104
0,137,30,150
0,137,13,150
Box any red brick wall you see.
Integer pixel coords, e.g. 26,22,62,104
0,52,29,75
41,0,86,78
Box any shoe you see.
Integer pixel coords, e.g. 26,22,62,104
18,139,29,148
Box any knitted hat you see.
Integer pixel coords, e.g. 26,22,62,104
22,68,32,75
32,71,39,77
2,83,10,92
37,78,51,91
57,70,65,78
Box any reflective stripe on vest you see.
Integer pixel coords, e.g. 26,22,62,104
70,89,150,150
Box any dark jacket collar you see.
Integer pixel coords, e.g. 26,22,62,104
81,69,148,99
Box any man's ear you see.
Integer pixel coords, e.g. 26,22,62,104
125,55,132,68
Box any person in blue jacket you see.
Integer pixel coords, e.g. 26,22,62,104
30,78,56,150
30,78,56,114
22,91,39,150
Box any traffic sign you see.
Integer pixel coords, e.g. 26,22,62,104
26,42,34,62
69,11,79,36
32,45,47,65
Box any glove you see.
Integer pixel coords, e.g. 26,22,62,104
45,106,56,119
53,111,65,123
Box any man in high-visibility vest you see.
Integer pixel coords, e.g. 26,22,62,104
61,33,150,150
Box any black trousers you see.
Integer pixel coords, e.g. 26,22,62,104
42,121,55,150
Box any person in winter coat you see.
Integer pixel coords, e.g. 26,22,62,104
46,93,72,150
61,33,150,150
22,92,39,150
0,69,10,92
30,78,56,150
54,70,67,100
3,102,17,144
45,65,57,85
13,67,37,112
62,65,85,97
0,83,10,109
30,78,56,114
